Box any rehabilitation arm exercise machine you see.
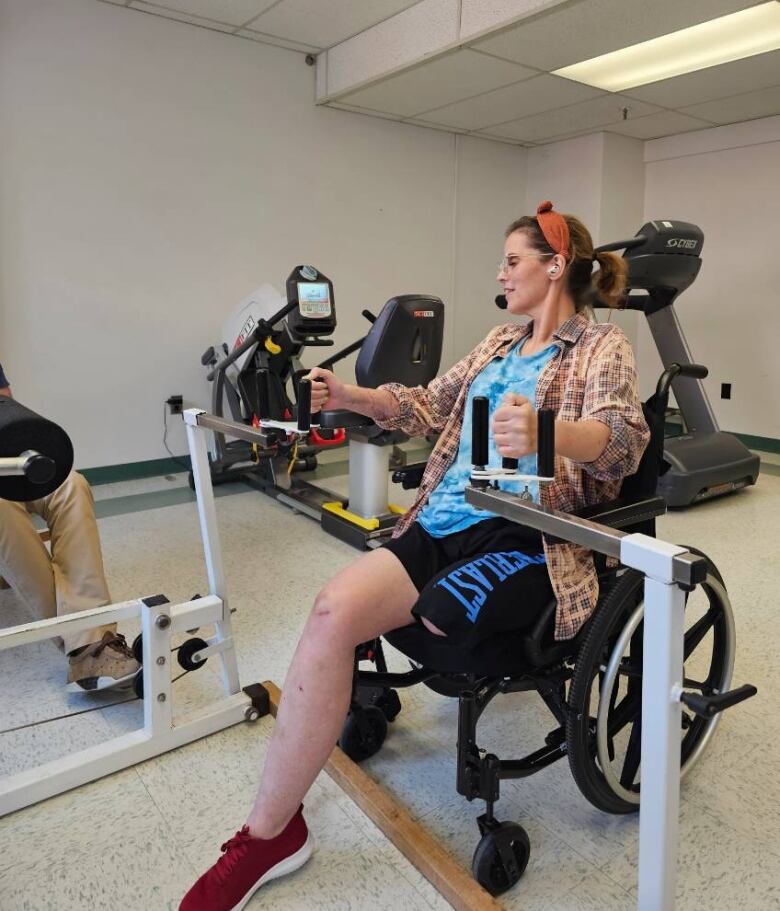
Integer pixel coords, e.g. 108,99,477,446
0,396,267,817
594,220,760,506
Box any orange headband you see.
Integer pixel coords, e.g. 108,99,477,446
536,200,569,259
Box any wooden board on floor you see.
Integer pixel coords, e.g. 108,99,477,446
262,680,505,911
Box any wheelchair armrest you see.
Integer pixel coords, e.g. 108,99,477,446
570,495,667,529
318,409,376,430
391,461,427,490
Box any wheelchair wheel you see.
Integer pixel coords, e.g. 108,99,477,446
567,557,734,814
472,822,530,896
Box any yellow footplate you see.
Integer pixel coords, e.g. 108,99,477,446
322,502,380,531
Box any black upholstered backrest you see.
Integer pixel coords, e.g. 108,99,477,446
618,393,667,503
355,295,444,389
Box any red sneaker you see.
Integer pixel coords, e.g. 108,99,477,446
180,806,314,910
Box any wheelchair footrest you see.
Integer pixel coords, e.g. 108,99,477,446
680,683,757,718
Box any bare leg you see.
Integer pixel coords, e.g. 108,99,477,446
246,547,420,838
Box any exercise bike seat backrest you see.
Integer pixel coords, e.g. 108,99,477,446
318,295,444,431
355,295,444,389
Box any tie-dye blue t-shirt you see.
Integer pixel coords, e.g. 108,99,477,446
417,339,558,538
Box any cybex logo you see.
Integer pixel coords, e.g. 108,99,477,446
235,315,257,347
666,238,698,249
414,310,435,317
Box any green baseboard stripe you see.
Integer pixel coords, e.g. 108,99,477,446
80,456,191,486
731,432,780,455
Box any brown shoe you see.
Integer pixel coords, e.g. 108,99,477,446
67,632,140,693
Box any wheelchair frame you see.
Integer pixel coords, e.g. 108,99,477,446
347,483,748,911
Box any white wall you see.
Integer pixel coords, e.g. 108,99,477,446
0,0,527,468
451,134,529,362
640,117,780,437
525,132,645,348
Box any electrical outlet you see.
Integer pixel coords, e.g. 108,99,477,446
720,383,731,400
166,394,183,414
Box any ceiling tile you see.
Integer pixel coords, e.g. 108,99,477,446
246,0,422,50
339,49,536,117
133,0,278,27
485,93,661,142
624,50,780,108
472,0,766,71
129,2,237,31
680,84,780,124
418,74,603,130
236,28,321,52
604,110,714,139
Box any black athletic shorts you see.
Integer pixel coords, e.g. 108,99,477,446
382,518,554,650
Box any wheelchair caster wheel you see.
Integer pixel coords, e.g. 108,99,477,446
472,822,530,896
338,706,387,762
177,637,209,671
132,634,143,664
132,669,144,700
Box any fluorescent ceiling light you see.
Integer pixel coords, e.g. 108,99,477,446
553,2,780,92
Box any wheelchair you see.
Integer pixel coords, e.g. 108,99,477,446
336,364,747,896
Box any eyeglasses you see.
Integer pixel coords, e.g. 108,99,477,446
497,252,554,274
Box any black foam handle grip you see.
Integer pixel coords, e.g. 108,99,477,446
472,396,489,468
297,379,312,432
676,363,708,380
537,409,555,479
502,457,518,470
0,397,74,502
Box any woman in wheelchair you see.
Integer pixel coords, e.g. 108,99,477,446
180,201,653,909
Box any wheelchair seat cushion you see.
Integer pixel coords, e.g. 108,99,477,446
382,518,553,652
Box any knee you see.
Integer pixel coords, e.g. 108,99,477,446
54,471,92,505
309,584,358,643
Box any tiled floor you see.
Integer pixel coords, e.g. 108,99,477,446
1,463,778,910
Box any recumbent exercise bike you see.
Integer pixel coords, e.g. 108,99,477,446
199,266,444,548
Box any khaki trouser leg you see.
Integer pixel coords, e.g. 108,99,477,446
0,472,115,654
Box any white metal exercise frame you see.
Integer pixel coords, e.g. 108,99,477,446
465,485,702,911
0,409,261,818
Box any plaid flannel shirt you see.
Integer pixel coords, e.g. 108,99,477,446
376,312,650,640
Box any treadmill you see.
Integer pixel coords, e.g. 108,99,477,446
595,220,760,507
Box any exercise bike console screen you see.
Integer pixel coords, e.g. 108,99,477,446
297,282,332,318
286,265,336,340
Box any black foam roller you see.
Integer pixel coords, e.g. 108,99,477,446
472,396,488,468
537,409,555,479
296,378,312,432
0,397,74,501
